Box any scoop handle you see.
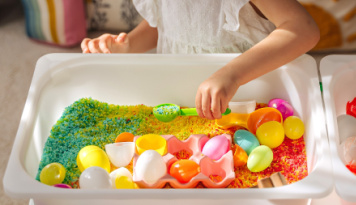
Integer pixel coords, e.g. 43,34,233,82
180,108,231,116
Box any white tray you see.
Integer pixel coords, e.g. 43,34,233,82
320,55,356,203
3,54,332,205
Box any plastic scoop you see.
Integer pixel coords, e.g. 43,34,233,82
216,101,283,133
216,101,256,129
153,103,231,122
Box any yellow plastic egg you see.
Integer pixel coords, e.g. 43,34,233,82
135,134,167,156
40,162,66,186
77,145,111,173
283,116,305,140
247,145,273,172
115,176,139,189
256,121,285,149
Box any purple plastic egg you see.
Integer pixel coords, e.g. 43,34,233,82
202,135,230,160
268,98,294,120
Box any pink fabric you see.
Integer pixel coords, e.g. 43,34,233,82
63,0,87,46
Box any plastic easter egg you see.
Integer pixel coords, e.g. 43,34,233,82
76,145,111,173
169,159,200,183
105,142,135,167
53,184,72,189
233,144,248,167
79,166,112,189
283,116,305,140
135,134,167,156
233,130,260,155
134,150,167,185
115,132,135,142
110,167,133,189
256,121,285,149
201,135,230,160
247,107,283,134
268,98,294,120
247,145,273,172
346,97,356,118
341,136,356,164
40,163,66,186
115,176,139,189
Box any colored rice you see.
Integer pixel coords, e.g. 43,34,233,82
36,98,308,188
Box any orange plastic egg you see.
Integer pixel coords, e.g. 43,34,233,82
115,132,135,143
233,144,248,167
169,160,200,183
247,107,283,134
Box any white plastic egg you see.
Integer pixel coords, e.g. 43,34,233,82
79,166,112,189
109,167,133,189
105,142,135,167
134,150,167,185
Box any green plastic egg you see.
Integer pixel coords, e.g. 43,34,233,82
247,145,273,172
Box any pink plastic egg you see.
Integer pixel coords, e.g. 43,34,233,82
53,184,72,189
268,98,294,120
201,135,230,160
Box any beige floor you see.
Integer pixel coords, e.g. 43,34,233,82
1,5,356,205
0,8,81,205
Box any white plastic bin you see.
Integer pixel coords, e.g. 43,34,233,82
320,55,356,203
3,54,332,205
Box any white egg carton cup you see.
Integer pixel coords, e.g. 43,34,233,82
132,134,235,189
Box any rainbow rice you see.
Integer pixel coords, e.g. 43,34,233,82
36,98,308,188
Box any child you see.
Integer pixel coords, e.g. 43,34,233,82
81,0,320,120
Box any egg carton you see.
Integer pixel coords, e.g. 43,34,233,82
132,134,235,188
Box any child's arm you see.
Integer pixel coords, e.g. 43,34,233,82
195,0,320,120
81,20,158,53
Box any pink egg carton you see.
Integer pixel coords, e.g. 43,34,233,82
132,134,235,189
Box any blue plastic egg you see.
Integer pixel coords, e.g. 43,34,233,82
233,130,260,155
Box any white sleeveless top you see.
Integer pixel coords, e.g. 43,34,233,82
133,0,275,54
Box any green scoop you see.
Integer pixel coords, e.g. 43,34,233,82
153,103,231,122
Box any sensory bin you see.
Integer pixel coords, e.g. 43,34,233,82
36,97,308,189
320,55,356,202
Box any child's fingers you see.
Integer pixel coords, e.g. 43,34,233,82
220,98,229,116
115,32,128,44
88,39,102,53
211,97,222,119
98,34,114,53
202,93,214,120
81,38,91,53
195,92,203,118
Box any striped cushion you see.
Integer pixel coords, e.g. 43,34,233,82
21,0,87,47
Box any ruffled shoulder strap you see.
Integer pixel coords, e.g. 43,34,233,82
133,0,160,27
222,0,250,32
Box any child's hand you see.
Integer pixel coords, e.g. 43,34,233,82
81,33,130,53
195,70,239,120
